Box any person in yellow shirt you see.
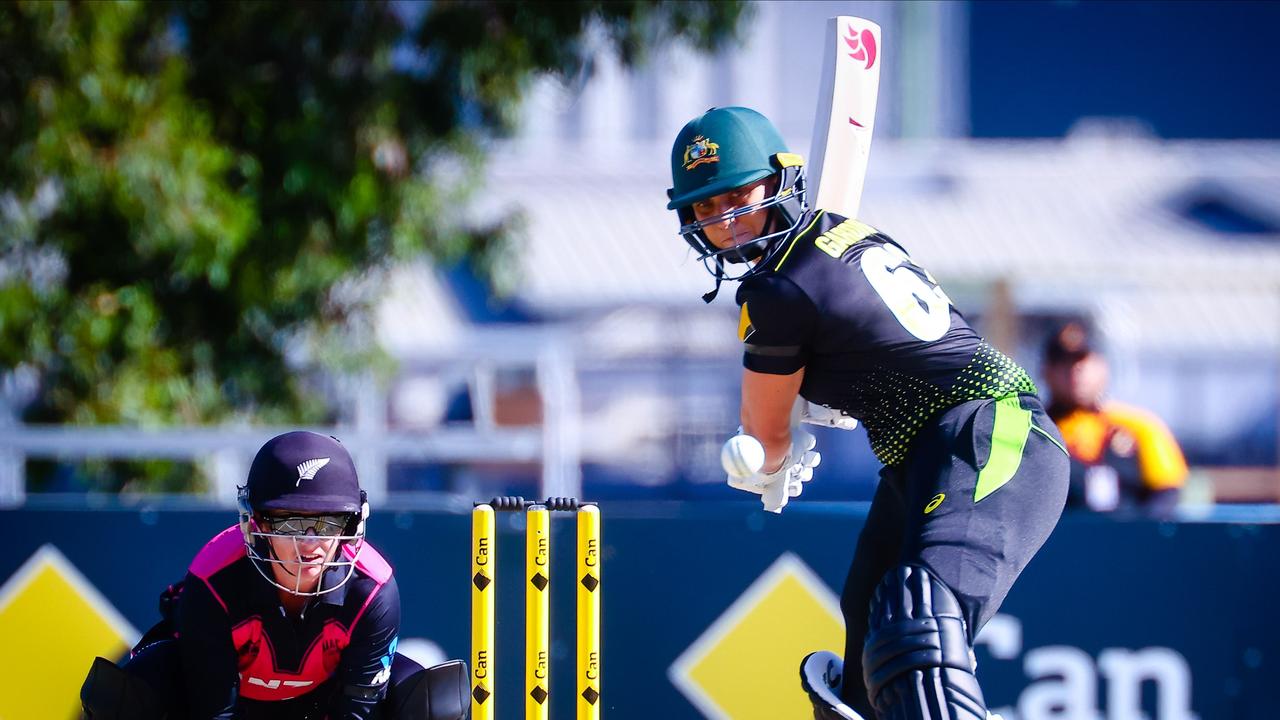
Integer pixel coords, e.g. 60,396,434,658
1043,321,1188,517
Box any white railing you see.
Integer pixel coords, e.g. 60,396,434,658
0,331,584,508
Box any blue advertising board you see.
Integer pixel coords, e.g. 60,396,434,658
1,504,1276,719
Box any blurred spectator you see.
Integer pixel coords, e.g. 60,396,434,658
1043,321,1188,517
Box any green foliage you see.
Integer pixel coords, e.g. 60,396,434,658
0,0,747,492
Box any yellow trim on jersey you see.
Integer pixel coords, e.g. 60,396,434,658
737,303,754,342
772,211,826,271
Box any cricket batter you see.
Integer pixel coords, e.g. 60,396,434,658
80,431,468,720
666,106,1070,720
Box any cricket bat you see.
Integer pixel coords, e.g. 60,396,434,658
807,16,882,220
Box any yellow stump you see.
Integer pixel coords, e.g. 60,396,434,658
577,504,601,719
526,505,550,719
471,505,495,720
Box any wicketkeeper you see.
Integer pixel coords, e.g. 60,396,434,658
80,431,469,720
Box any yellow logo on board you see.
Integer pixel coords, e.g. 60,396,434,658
815,219,876,258
0,545,139,720
669,554,844,719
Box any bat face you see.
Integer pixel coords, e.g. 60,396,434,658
808,16,882,221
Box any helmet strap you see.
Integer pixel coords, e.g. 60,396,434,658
702,258,725,303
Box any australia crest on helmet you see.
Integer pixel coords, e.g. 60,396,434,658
683,135,720,171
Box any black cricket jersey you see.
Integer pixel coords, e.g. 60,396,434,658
735,211,1037,466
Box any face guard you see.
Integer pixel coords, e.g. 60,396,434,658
238,493,368,597
237,431,369,597
676,157,809,301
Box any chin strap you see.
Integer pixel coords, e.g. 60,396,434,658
702,258,725,303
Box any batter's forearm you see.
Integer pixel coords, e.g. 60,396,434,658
741,368,805,472
745,418,793,473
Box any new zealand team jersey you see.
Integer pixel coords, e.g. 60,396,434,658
736,211,1037,466
175,526,401,719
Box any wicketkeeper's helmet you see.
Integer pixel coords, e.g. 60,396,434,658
237,431,369,596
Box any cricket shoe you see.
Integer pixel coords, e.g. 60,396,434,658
799,651,865,720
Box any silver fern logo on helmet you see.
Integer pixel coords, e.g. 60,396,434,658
295,457,330,486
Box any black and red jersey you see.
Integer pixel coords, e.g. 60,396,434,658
174,526,400,719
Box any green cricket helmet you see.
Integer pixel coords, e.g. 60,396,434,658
666,106,808,302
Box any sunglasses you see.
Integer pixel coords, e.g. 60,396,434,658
259,514,351,538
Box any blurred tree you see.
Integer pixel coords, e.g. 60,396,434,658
0,0,748,492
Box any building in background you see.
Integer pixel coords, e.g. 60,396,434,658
4,1,1278,506
373,1,1280,504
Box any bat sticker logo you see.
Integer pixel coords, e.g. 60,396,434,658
844,25,877,70
844,25,878,128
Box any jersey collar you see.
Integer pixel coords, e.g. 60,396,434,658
767,210,825,273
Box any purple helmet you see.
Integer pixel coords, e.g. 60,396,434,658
237,431,369,596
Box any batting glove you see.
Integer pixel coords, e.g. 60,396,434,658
799,401,859,431
726,428,821,513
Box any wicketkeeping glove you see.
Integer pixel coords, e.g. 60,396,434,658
725,428,822,513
